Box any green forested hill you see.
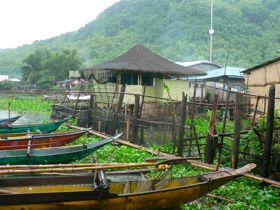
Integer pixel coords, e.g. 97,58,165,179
1,0,280,78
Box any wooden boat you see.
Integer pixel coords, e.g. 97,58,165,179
0,130,86,150
0,133,121,165
0,117,70,134
0,163,255,210
0,115,22,125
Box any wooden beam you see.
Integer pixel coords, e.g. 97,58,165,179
231,93,243,169
178,92,187,156
261,85,275,178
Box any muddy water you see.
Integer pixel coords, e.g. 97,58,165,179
0,110,50,124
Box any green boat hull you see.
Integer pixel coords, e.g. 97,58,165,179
0,117,70,134
0,134,121,165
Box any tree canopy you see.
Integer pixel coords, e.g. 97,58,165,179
0,0,280,78
21,49,81,87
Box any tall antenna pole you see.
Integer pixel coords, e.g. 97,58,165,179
209,0,214,62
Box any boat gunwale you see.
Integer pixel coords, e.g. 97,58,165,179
0,117,70,129
0,115,22,124
0,174,237,206
0,134,119,161
0,130,86,142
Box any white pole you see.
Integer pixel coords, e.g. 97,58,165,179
209,0,214,62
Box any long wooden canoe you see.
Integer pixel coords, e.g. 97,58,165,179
0,133,121,165
0,117,70,134
0,164,255,210
0,115,22,125
0,130,86,150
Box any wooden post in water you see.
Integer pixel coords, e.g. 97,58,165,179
251,96,260,128
216,89,230,170
261,85,275,178
87,94,94,128
263,94,267,114
126,107,131,141
132,94,140,144
193,83,197,114
201,84,204,101
73,92,81,115
178,92,187,157
205,94,218,163
112,85,126,133
231,92,243,169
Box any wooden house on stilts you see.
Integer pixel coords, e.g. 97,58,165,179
80,44,206,104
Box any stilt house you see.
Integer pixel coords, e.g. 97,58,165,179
81,45,206,104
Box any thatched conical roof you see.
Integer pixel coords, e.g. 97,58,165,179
81,45,206,77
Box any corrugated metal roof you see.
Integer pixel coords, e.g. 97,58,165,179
176,60,221,68
189,66,244,81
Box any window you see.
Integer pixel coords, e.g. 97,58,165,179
142,73,155,86
121,72,138,85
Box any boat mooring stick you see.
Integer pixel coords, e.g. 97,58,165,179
70,126,280,188
189,160,280,188
0,162,157,175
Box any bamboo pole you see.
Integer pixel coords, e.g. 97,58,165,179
112,85,126,133
132,94,140,144
83,128,178,159
178,92,187,156
69,126,280,188
216,89,231,170
251,96,260,128
126,107,131,141
0,162,155,170
205,94,218,163
261,85,275,178
231,93,243,169
0,162,157,175
188,160,280,188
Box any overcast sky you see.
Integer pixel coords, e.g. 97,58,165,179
0,0,120,49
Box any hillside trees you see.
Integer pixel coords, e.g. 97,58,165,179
21,49,81,87
1,0,280,76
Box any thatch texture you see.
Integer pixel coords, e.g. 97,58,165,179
81,45,206,77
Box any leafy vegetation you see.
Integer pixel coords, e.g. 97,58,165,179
0,95,278,209
0,94,52,113
21,49,81,87
1,0,280,78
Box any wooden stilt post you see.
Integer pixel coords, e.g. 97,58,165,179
193,83,197,114
263,94,267,114
188,84,198,156
205,94,218,164
201,84,204,101
231,92,243,169
87,94,94,128
126,107,131,141
216,89,230,170
261,85,275,178
251,96,260,128
139,86,146,118
178,92,187,157
112,85,126,133
132,94,140,144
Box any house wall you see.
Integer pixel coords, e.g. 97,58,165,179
244,59,280,111
162,79,189,101
92,78,189,104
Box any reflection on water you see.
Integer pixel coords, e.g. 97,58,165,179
0,110,50,125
